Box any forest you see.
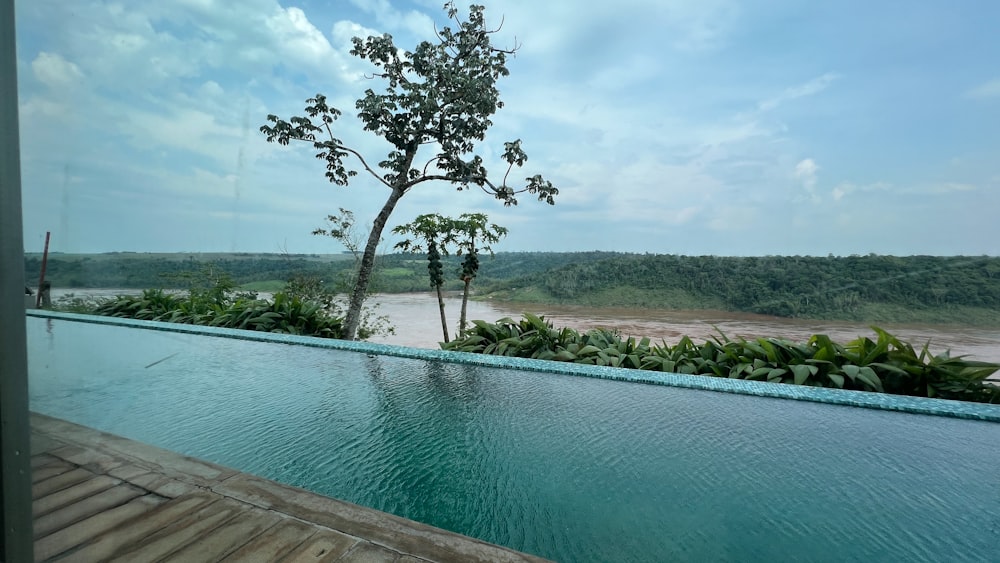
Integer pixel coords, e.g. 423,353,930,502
24,252,1000,325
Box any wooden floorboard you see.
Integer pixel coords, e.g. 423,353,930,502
30,412,550,563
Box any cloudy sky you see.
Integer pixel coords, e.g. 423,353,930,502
14,0,1000,255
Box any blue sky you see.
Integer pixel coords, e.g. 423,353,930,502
14,0,1000,255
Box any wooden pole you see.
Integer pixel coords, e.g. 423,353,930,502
35,230,49,308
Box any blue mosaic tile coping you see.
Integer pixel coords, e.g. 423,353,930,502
27,310,1000,423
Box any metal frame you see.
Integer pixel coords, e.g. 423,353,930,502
0,0,33,559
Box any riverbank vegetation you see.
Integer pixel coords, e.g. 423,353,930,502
442,314,1000,404
26,252,1000,326
62,271,392,340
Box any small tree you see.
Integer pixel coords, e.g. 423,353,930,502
260,2,558,340
313,208,374,293
312,208,394,338
452,213,507,337
393,213,453,342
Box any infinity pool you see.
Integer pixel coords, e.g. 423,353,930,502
26,313,1000,562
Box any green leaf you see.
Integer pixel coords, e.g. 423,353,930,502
791,364,812,385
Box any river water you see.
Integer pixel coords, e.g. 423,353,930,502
49,289,1000,365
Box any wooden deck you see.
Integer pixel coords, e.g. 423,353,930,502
30,413,549,562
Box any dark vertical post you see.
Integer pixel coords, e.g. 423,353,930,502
35,232,49,308
0,0,34,559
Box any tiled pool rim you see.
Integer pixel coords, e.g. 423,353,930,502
27,310,1000,423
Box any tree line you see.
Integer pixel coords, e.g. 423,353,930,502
477,253,1000,324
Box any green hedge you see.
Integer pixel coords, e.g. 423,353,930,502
442,314,1000,404
92,289,346,338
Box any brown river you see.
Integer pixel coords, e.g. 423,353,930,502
50,289,1000,366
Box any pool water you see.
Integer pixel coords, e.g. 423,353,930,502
26,316,1000,562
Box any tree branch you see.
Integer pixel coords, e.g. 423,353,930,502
322,120,392,189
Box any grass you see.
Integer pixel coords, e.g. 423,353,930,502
380,267,418,279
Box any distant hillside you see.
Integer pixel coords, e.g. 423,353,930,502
23,252,354,289
22,251,617,292
475,254,1000,326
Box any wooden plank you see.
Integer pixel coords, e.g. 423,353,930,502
106,463,151,481
339,541,404,562
45,444,124,474
34,483,145,540
33,474,119,518
34,494,164,562
106,498,244,562
31,461,76,484
213,473,547,563
32,415,238,485
157,507,281,563
218,517,317,563
125,471,199,498
49,492,218,562
31,432,64,455
31,454,65,470
32,467,93,499
279,530,361,563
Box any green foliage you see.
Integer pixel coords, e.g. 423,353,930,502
277,273,394,339
24,253,348,290
451,213,508,279
50,293,112,314
393,213,452,288
443,316,1000,404
89,273,359,339
94,289,345,337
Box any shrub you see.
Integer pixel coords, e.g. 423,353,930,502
442,315,1000,403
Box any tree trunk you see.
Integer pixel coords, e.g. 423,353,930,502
342,186,406,340
459,276,471,338
435,283,449,343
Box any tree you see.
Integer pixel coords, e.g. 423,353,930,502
451,212,507,337
313,208,373,293
260,2,558,340
311,208,395,338
392,213,453,342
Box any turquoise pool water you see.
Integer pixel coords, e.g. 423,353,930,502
26,314,1000,562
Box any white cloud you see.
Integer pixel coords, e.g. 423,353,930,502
928,182,977,193
794,158,819,202
795,159,818,186
965,78,1000,99
347,0,435,41
332,21,382,48
758,73,840,112
31,52,84,88
265,7,336,68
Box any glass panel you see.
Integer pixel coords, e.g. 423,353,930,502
18,1,1000,560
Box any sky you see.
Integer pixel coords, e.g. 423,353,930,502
13,0,1000,256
